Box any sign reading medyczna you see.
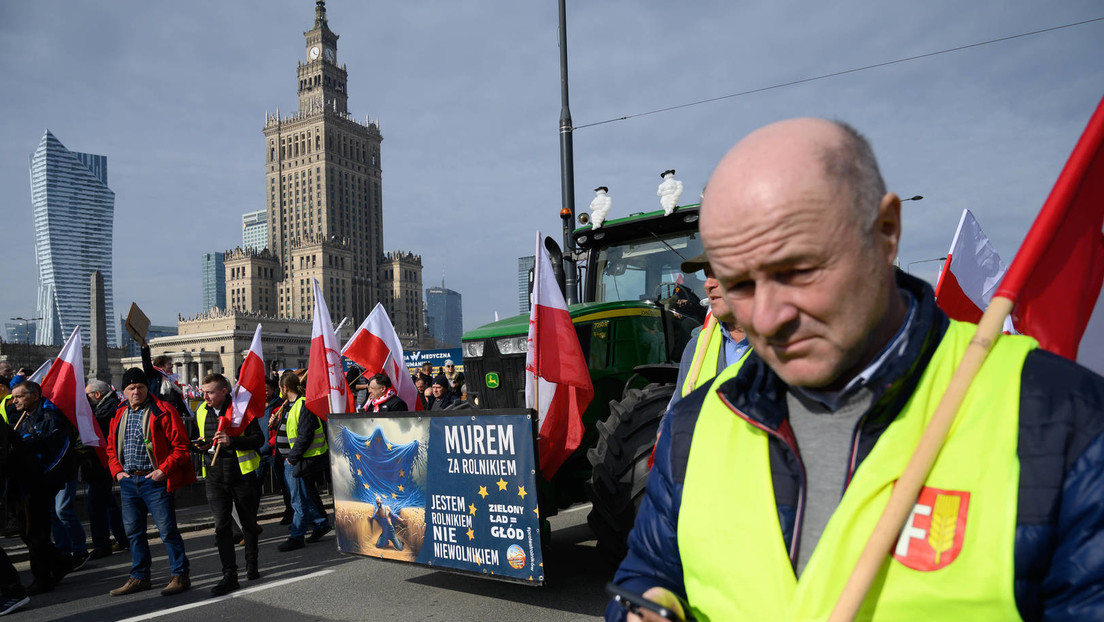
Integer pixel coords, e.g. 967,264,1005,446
327,412,544,584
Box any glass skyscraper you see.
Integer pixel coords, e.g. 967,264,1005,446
30,130,117,346
425,285,463,348
202,252,226,311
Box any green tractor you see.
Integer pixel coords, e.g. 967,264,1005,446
460,203,706,561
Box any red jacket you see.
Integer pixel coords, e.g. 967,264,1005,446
106,395,197,493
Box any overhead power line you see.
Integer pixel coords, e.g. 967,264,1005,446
573,16,1104,131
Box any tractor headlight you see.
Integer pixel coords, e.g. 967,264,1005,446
495,336,529,355
462,341,484,358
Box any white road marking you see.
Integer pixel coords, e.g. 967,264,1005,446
114,569,335,622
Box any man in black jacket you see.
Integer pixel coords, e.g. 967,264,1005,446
84,380,129,558
10,381,77,594
191,373,264,595
0,406,29,615
427,375,457,411
364,374,408,413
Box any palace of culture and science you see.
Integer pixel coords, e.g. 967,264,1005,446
137,2,425,380
229,0,387,323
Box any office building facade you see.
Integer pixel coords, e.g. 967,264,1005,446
242,210,268,251
202,252,226,311
425,285,463,348
4,321,37,345
30,130,117,346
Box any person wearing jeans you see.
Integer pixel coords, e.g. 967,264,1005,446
105,367,196,597
275,373,330,552
50,479,88,570
118,476,189,582
85,380,129,558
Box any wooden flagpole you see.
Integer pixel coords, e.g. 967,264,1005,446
828,295,1014,621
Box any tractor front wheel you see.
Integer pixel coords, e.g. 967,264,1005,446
585,383,673,564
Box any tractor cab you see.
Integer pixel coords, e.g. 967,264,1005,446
460,204,705,559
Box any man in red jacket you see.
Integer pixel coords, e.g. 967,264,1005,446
105,368,196,597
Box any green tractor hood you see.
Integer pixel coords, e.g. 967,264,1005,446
461,300,663,342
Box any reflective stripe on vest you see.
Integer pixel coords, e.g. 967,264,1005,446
682,317,752,398
682,315,724,398
195,402,260,476
285,397,327,458
679,320,1032,621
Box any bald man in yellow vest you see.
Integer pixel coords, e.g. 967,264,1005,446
608,118,1104,621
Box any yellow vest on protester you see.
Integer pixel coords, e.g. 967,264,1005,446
195,402,260,477
681,314,753,398
285,397,327,458
0,394,11,425
678,320,1034,621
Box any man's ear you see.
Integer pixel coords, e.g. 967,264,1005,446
876,192,902,265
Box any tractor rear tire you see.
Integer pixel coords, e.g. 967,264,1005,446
586,383,674,564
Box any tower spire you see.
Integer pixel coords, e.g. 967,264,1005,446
314,0,327,29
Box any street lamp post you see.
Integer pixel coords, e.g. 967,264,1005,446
9,317,42,345
893,195,925,268
906,256,946,274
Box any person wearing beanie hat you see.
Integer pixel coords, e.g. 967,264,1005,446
428,374,458,411
121,367,147,390
105,367,195,597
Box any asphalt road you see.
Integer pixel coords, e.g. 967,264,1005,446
7,503,613,621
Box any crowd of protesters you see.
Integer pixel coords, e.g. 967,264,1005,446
0,351,336,617
347,360,467,412
0,348,465,616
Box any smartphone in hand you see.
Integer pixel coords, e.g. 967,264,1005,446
606,583,685,621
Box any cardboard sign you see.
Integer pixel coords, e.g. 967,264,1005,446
124,303,151,346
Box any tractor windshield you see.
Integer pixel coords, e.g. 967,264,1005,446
593,231,706,313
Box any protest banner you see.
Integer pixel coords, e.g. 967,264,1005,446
327,410,543,584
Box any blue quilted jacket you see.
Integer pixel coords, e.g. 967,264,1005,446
608,274,1104,621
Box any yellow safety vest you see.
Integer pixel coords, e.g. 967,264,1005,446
195,402,260,477
0,395,10,425
285,397,328,458
682,315,752,398
679,320,1033,621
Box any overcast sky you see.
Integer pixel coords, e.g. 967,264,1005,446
1,1,1101,337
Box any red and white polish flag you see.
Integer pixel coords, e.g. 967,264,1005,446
934,209,1016,333
229,324,266,433
40,326,106,448
342,303,422,411
525,232,594,480
938,96,1104,376
306,277,351,419
995,95,1104,375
